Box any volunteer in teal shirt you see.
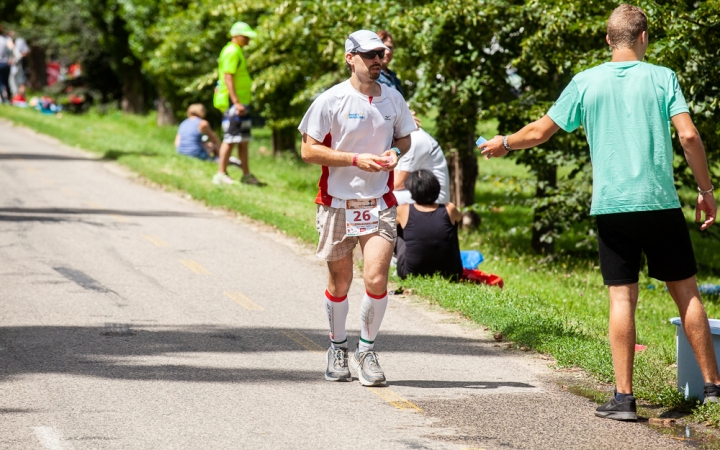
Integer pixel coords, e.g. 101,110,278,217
548,61,688,215
478,4,720,422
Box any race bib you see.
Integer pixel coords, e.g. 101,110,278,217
345,199,380,236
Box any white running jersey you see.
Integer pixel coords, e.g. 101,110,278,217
298,80,416,204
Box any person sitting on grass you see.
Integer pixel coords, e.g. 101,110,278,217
175,104,225,162
396,170,463,280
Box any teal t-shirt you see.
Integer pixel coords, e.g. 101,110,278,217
547,61,689,215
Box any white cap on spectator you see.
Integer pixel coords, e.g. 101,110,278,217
345,30,389,54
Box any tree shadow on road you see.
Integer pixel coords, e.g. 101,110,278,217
389,380,535,389
0,153,100,161
0,325,525,385
0,207,209,221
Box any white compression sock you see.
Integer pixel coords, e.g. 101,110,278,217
359,290,388,352
324,289,349,349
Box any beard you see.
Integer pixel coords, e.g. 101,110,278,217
368,64,381,80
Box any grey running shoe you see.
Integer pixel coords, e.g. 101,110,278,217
325,347,351,382
241,173,262,185
350,346,386,386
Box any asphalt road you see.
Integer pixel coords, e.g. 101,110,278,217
0,119,694,449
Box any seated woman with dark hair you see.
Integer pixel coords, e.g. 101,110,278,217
396,169,464,280
175,104,222,161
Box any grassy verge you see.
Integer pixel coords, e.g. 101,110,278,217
0,106,321,243
4,105,720,423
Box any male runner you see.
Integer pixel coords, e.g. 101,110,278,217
298,30,416,386
480,4,720,420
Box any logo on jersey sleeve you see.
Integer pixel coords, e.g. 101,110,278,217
347,113,365,119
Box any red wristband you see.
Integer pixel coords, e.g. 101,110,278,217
352,153,358,167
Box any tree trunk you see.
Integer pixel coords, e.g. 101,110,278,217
27,44,47,90
272,126,297,156
437,104,481,229
531,164,558,254
447,149,481,228
120,61,146,114
156,96,176,126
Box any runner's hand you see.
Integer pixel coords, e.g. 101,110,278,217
479,135,508,159
233,103,247,116
374,150,398,171
356,153,384,172
697,193,716,230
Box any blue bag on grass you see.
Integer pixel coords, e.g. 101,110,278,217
460,250,484,269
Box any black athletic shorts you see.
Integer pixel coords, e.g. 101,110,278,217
596,208,697,285
221,105,252,144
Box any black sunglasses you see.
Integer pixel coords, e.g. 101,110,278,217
354,50,386,60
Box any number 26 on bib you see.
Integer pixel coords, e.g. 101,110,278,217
345,199,380,237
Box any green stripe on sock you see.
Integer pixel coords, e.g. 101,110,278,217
359,337,374,344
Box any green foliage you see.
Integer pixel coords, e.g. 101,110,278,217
7,0,720,248
125,0,270,120
693,401,720,427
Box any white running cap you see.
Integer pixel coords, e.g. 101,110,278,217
345,30,389,54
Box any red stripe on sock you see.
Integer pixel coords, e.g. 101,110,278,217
365,291,387,300
325,289,347,302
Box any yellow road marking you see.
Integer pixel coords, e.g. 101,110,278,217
142,234,170,247
84,201,104,208
42,178,55,185
224,291,263,311
367,387,422,411
179,259,211,274
61,188,78,196
109,214,130,223
24,166,38,173
282,330,324,353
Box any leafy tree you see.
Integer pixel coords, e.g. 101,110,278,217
391,0,518,219
13,0,149,112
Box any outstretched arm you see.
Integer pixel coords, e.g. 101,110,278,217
479,115,560,159
672,112,715,230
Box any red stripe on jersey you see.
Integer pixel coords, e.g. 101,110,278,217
383,169,397,208
325,289,347,302
315,133,333,206
369,96,373,104
366,290,387,300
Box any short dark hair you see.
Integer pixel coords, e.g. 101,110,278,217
406,169,440,205
376,30,393,43
607,4,648,49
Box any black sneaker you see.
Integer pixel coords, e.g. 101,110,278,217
595,394,637,421
704,383,720,404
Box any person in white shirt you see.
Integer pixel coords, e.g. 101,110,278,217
298,29,416,387
394,128,450,204
7,30,28,96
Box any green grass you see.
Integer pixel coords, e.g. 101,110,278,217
4,105,720,423
0,106,321,243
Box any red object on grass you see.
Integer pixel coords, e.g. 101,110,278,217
635,344,647,352
46,62,61,86
461,269,504,289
